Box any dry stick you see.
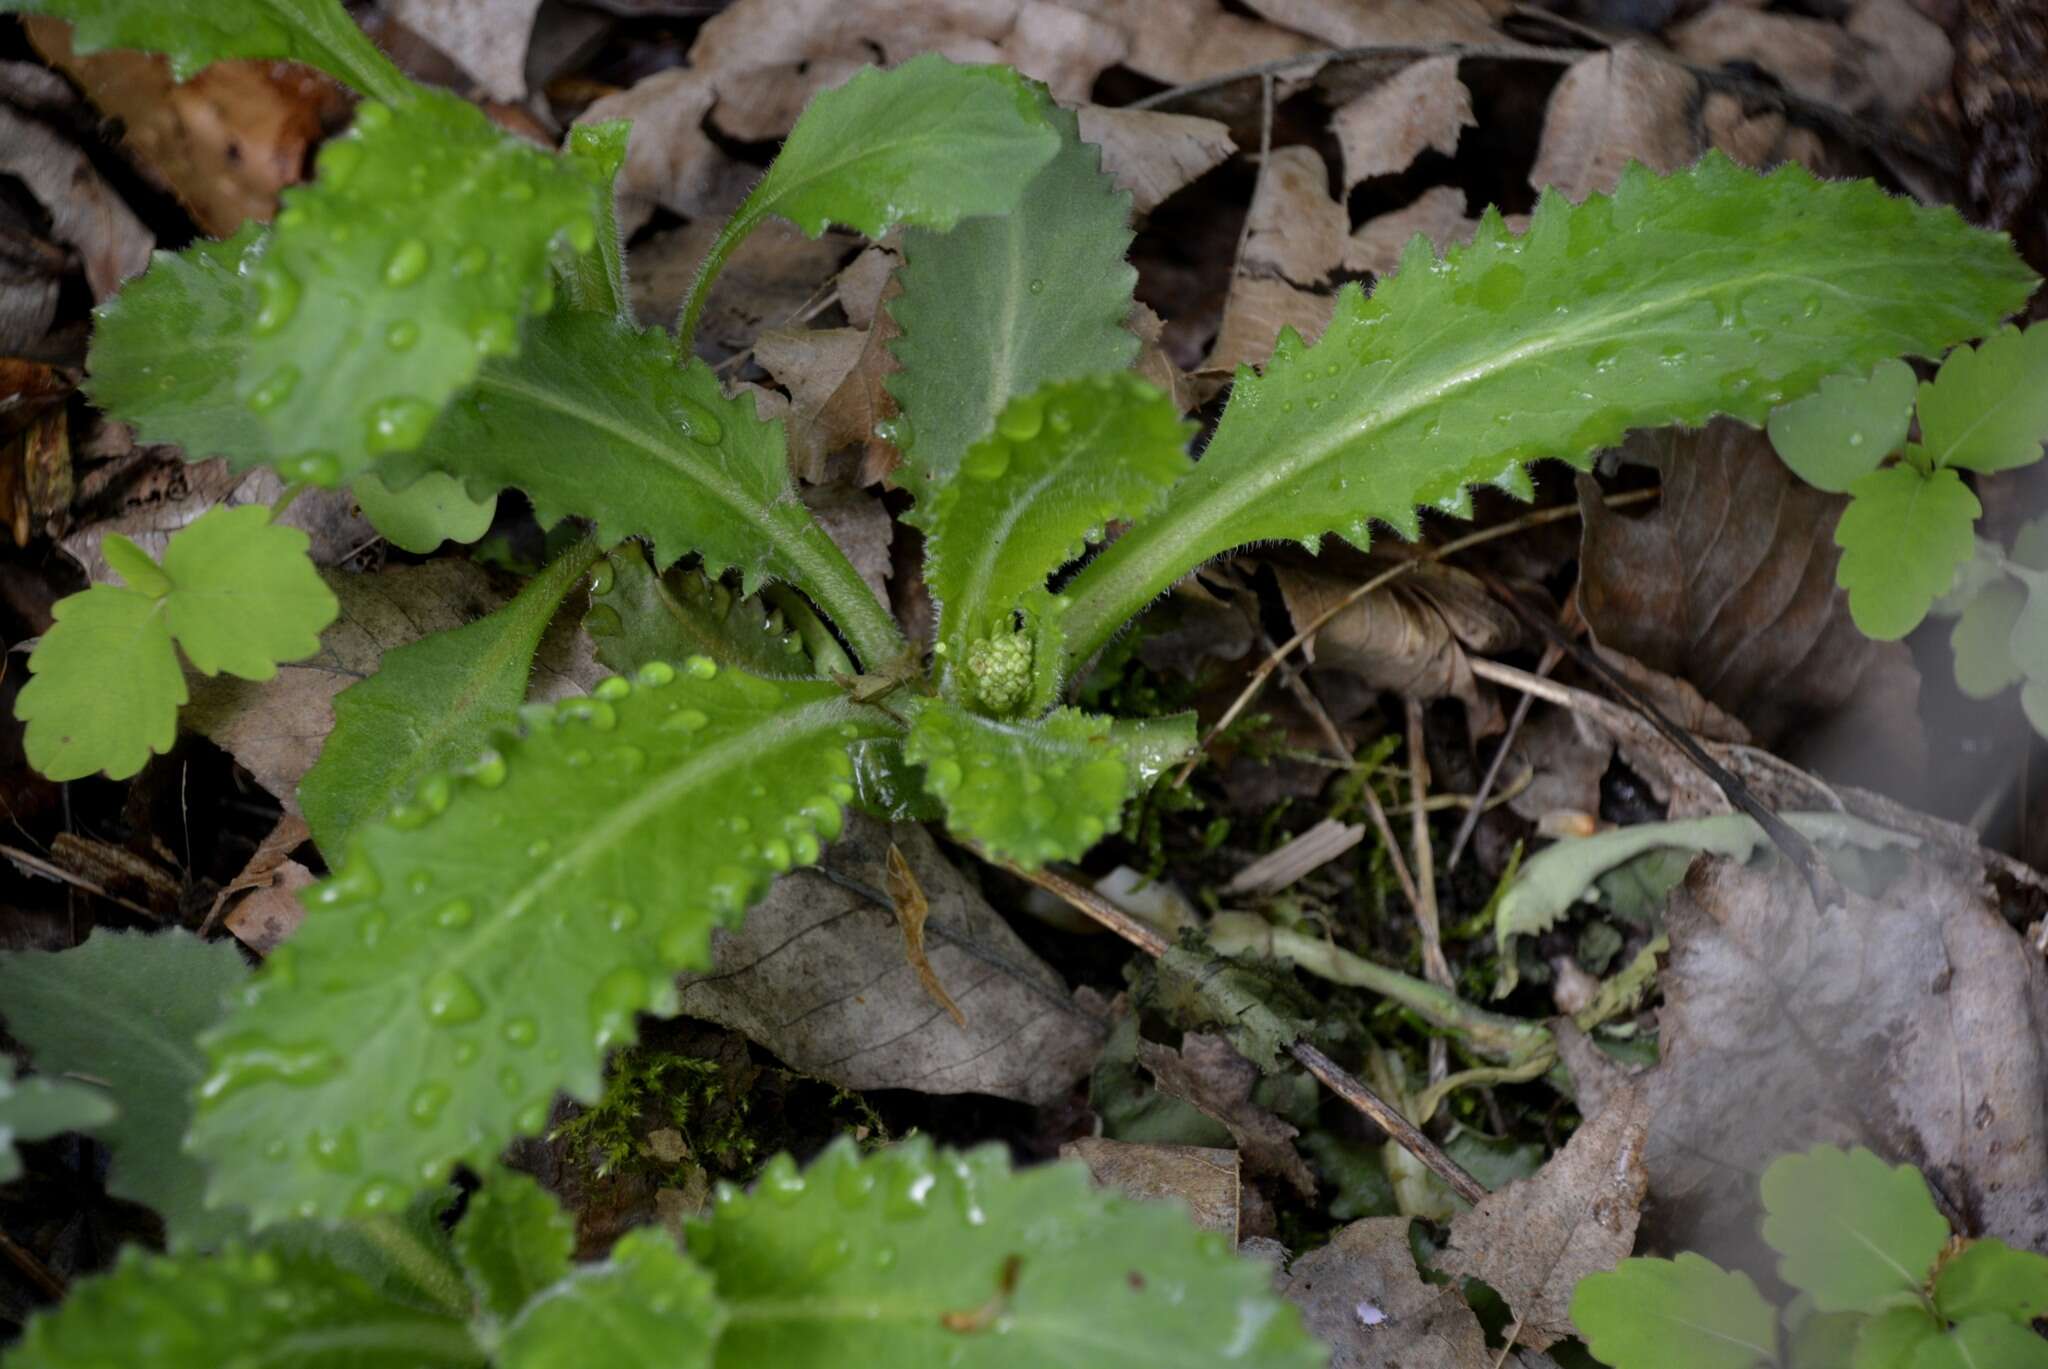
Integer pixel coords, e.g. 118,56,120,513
1405,700,1453,992
1006,861,1488,1207
0,844,162,924
1172,489,1659,787
1444,633,1564,871
1260,629,1351,762
0,1225,64,1301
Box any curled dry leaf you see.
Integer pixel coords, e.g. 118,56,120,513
1438,1086,1650,1351
1202,276,1334,379
885,841,966,1027
1529,43,1702,201
387,0,545,102
1332,56,1475,192
1847,0,1952,119
756,322,902,483
674,816,1105,1105
1280,1215,1491,1369
1136,1032,1318,1198
1077,106,1235,215
1561,852,2048,1271
1700,90,1830,175
1061,1138,1241,1238
0,105,152,301
1243,145,1348,288
217,814,315,955
1669,6,1877,114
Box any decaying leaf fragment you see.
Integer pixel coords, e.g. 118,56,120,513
885,840,966,1027
1331,56,1474,191
1280,1215,1490,1369
1137,1032,1317,1198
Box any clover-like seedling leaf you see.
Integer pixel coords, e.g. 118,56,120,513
1570,1253,1779,1369
157,504,336,675
0,1060,116,1184
88,87,598,488
1934,1239,2048,1326
298,539,601,853
916,374,1191,676
688,1138,1322,1368
888,103,1139,499
1057,153,2037,668
1760,1145,1951,1314
1766,357,1916,492
3,1244,482,1369
0,929,247,1247
7,0,412,97
455,1169,576,1327
353,472,498,554
1950,578,2027,698
902,697,1139,868
189,660,893,1226
1917,324,2048,474
1910,1316,2048,1369
496,1228,722,1368
1835,466,1982,640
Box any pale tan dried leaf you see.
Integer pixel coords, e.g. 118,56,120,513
756,318,901,482
886,841,966,1026
1439,1087,1649,1351
800,481,893,604
1078,106,1235,214
221,864,313,954
388,0,544,102
835,244,898,331
1137,1033,1317,1198
629,218,851,356
1226,817,1365,896
1129,302,1192,414
1281,1216,1491,1369
1240,0,1496,45
1344,185,1477,276
209,811,310,932
675,817,1105,1104
1243,145,1347,287
1670,6,1874,112
1061,1138,1240,1238
62,460,371,585
1004,0,1127,103
1086,0,1321,87
578,67,752,236
1202,276,1335,378
1529,43,1701,201
1332,56,1475,191
1848,0,1952,117
0,105,152,299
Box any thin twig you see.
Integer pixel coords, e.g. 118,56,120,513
0,1226,64,1301
1004,859,1489,1204
1406,700,1453,991
1445,632,1565,871
1,844,162,923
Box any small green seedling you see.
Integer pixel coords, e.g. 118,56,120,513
1571,1143,2048,1369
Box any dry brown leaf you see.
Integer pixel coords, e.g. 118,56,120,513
1241,0,1496,45
1092,0,1322,88
387,0,544,102
756,321,902,482
1128,302,1193,414
885,841,966,1027
675,816,1105,1104
1577,422,1927,797
1670,6,1876,113
1562,852,2048,1271
0,104,152,300
800,481,893,606
1243,145,1348,288
1332,56,1475,191
1137,1032,1317,1198
628,218,850,356
221,863,314,954
834,244,898,330
1061,1138,1240,1238
1003,0,1127,102
1346,186,1473,276
1280,1216,1490,1369
26,19,341,238
1529,44,1702,201
1438,1087,1649,1351
1077,106,1235,214
1202,276,1335,379
1848,0,1953,118
577,67,751,236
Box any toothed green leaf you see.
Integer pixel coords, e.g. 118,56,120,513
455,1169,575,1326
903,697,1152,868
298,539,601,855
1934,1239,2048,1325
353,472,498,554
17,504,336,780
1059,154,2037,665
1917,324,2048,474
688,1138,1322,1368
1767,358,1916,492
1570,1253,1779,1369
4,0,410,97
0,1060,116,1185
497,1228,721,1368
1761,1145,1950,1314
374,311,900,668
916,374,1191,674
1910,1316,2048,1369
585,543,817,680
4,1243,482,1368
1835,465,1981,640
188,663,892,1226
0,929,248,1247
86,88,600,487
886,104,1138,500
1951,578,2026,698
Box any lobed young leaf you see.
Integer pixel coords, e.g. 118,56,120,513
298,537,603,854
0,1060,116,1184
454,1168,575,1327
4,0,412,98
586,543,819,680
377,311,902,669
688,1137,1324,1368
1834,465,1981,640
886,104,1139,500
0,930,248,1247
352,471,499,554
1910,1316,2048,1369
1951,579,2027,698
1916,324,2048,474
1759,1145,1951,1314
188,661,894,1226
679,55,1060,346
1855,1305,1942,1368
1766,357,1916,493
495,1228,723,1368
87,88,600,488
1933,1239,2048,1326
1058,154,2038,667
1569,1253,1779,1369
17,504,336,780
915,373,1191,683
2,1244,483,1368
